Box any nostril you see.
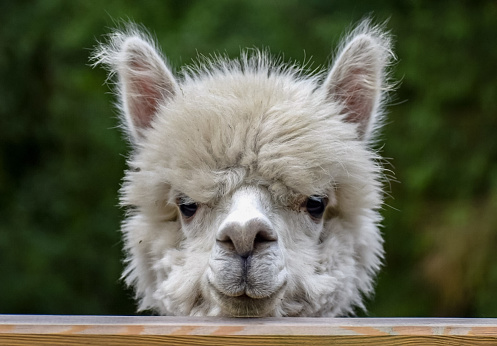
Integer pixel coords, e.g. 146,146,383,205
254,229,277,245
217,233,233,244
254,233,265,245
216,235,235,253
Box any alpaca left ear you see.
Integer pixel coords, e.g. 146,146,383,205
92,27,179,143
323,21,392,141
117,36,179,142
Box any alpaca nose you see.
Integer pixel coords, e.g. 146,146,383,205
217,218,277,257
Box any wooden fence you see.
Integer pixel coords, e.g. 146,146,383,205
1,315,497,345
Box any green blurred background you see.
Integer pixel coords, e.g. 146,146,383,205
1,0,496,317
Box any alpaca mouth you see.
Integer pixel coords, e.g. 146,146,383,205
209,279,287,317
213,289,279,317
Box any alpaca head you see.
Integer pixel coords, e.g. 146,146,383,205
93,20,393,317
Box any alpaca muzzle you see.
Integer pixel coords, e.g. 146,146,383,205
206,187,287,315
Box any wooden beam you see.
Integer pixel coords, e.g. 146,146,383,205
1,315,497,345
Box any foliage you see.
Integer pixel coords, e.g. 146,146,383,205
0,0,496,316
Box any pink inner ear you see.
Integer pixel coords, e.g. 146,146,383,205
128,76,163,130
335,67,375,139
121,40,177,135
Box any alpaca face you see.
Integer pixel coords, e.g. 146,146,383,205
172,185,334,316
179,186,330,316
93,19,393,316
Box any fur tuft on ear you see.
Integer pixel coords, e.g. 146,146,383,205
324,19,394,142
91,25,179,143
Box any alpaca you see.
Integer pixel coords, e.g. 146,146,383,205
93,19,393,317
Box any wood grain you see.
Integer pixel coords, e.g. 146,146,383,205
1,315,497,345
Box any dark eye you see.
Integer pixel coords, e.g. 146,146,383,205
176,195,198,219
179,202,198,218
305,196,327,219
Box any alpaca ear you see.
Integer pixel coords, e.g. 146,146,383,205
93,29,179,142
118,36,179,141
323,21,392,141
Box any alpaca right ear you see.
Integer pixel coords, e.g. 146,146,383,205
323,20,392,142
93,29,179,142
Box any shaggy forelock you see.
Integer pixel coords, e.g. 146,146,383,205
135,53,374,205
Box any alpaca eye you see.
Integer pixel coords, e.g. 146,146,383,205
176,195,198,219
179,203,198,218
305,196,327,219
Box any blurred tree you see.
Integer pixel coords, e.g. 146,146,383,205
0,0,495,316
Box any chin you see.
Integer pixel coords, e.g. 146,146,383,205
213,292,281,317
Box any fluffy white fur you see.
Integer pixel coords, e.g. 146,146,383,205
93,19,394,317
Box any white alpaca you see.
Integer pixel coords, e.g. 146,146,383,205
93,19,393,317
